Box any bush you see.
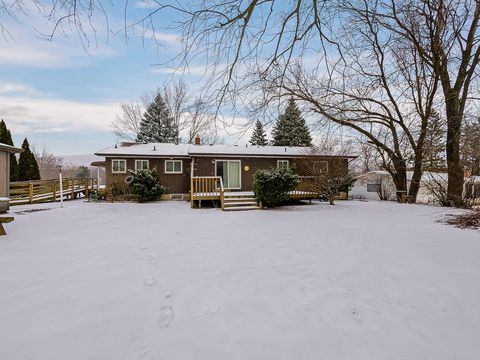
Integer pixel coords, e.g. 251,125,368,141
128,168,165,202
253,168,299,207
104,174,131,202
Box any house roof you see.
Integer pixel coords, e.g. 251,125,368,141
0,142,22,154
95,143,191,157
95,142,356,158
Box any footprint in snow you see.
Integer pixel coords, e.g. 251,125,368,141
126,338,155,360
158,306,174,329
148,256,158,265
144,277,156,287
195,305,222,319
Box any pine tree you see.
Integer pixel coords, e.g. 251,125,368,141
136,93,176,143
423,110,446,171
249,120,268,146
272,98,312,146
18,138,40,181
0,119,19,181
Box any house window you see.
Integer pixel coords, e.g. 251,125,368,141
277,160,289,170
367,183,381,192
135,160,149,171
165,160,182,174
112,159,126,173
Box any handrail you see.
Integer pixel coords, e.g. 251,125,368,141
9,177,99,205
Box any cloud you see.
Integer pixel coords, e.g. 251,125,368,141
135,0,161,10
0,83,33,94
0,94,119,134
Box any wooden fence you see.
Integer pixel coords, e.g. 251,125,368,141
9,178,99,205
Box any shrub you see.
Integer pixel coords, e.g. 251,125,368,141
253,168,299,207
128,168,165,202
104,174,131,202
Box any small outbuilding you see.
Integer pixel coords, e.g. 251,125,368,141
0,142,22,211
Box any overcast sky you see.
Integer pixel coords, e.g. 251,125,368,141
0,1,247,155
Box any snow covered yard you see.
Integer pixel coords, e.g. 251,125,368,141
0,200,479,360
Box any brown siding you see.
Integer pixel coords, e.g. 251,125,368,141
105,157,191,194
192,156,349,191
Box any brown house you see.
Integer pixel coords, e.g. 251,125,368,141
95,139,354,209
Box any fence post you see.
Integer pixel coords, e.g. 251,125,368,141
71,179,75,199
28,183,33,204
52,181,57,202
84,178,89,198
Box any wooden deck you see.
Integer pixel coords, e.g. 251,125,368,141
9,178,100,205
190,176,321,209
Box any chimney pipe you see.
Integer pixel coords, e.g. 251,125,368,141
194,134,201,145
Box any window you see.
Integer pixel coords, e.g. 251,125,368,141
277,160,289,170
112,159,126,173
165,160,182,174
314,160,328,173
135,160,149,171
367,183,381,193
215,160,241,189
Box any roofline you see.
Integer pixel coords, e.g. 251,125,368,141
94,153,191,158
0,143,22,153
190,153,357,159
95,152,356,159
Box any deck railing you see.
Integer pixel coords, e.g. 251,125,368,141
290,176,320,199
190,176,224,208
9,178,99,205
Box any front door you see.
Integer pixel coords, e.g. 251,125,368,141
215,160,241,189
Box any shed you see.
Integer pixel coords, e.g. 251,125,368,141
0,142,22,198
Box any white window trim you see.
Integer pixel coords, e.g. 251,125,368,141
135,159,149,171
165,160,183,174
277,160,289,170
112,159,127,174
215,159,242,190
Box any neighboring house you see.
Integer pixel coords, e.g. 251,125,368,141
0,142,22,210
94,137,355,207
351,170,480,204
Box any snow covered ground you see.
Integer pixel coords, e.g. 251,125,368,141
0,200,479,360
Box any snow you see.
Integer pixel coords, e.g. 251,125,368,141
95,142,352,158
1,200,479,360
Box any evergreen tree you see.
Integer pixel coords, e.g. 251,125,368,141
18,138,40,181
460,116,480,175
249,120,268,146
136,93,176,143
272,98,312,146
0,119,19,181
423,110,447,171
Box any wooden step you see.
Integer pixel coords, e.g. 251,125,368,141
223,205,260,211
223,197,257,203
224,201,258,207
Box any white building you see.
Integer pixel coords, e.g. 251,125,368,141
350,170,480,204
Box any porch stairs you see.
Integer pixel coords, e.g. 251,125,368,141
222,192,261,211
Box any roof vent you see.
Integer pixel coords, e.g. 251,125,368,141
114,144,118,149
284,147,287,152
153,146,156,151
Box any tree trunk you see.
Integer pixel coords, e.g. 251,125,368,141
390,158,408,201
445,97,464,206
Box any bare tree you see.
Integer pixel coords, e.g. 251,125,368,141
303,147,356,205
112,85,217,144
112,102,144,141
